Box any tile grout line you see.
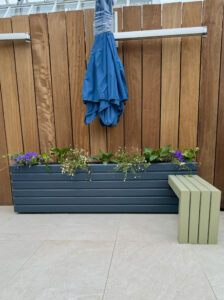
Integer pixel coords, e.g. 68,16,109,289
102,215,122,300
191,247,218,300
0,240,45,291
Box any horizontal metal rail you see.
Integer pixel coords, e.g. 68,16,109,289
114,26,207,40
0,33,31,42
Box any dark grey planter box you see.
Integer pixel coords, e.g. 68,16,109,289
10,162,198,213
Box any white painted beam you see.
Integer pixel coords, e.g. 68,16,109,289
0,33,31,41
114,26,207,40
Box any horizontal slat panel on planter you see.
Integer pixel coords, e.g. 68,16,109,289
10,162,197,213
13,196,178,205
12,180,169,189
14,204,178,213
13,188,175,197
11,171,197,182
10,162,198,173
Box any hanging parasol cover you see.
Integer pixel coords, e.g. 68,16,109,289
83,0,128,127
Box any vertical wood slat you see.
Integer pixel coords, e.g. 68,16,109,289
214,9,224,209
123,6,142,153
0,86,12,205
1,5,224,205
179,2,202,151
30,13,56,153
160,3,181,149
84,9,107,155
12,15,40,153
48,12,73,149
142,5,161,150
198,0,223,183
66,10,90,153
0,18,23,155
107,7,125,153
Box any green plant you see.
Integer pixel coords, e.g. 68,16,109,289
113,149,150,181
90,149,114,164
3,151,51,169
61,148,89,176
170,147,199,173
143,145,171,163
182,147,199,162
40,152,52,169
170,147,199,164
50,146,71,163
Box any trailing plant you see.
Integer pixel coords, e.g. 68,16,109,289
90,149,114,164
143,145,171,163
50,146,71,163
5,146,199,179
61,148,89,176
113,149,150,181
170,147,199,168
170,147,199,164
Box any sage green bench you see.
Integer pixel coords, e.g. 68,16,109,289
168,175,221,244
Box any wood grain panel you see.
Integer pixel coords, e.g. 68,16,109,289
12,15,40,153
84,9,107,155
142,5,161,150
107,7,124,153
0,18,23,155
84,9,95,62
0,86,12,205
123,6,142,153
214,11,224,208
48,12,73,149
179,2,202,151
198,0,223,183
66,10,90,152
30,13,56,153
160,3,181,149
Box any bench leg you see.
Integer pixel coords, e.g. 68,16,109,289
198,191,210,244
208,191,221,244
178,191,190,243
189,191,200,244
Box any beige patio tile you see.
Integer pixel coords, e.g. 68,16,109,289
193,245,224,300
0,212,121,241
117,214,178,243
103,241,216,300
0,206,14,226
0,240,114,300
0,240,42,289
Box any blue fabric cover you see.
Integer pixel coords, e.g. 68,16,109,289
82,0,128,127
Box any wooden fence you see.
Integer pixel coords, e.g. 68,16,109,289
0,0,224,208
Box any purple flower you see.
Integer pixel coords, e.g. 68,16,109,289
11,151,39,167
171,151,186,163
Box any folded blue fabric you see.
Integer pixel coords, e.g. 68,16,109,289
83,28,128,126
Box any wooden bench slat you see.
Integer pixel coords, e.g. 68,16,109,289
168,174,221,244
182,176,210,244
194,175,221,192
168,175,190,243
193,176,221,244
176,176,200,244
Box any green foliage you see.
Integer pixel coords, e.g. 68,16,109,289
5,145,199,178
170,147,199,171
61,148,89,176
4,152,51,169
40,152,51,170
143,145,171,163
50,146,71,163
91,149,114,164
182,147,199,162
113,149,150,181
